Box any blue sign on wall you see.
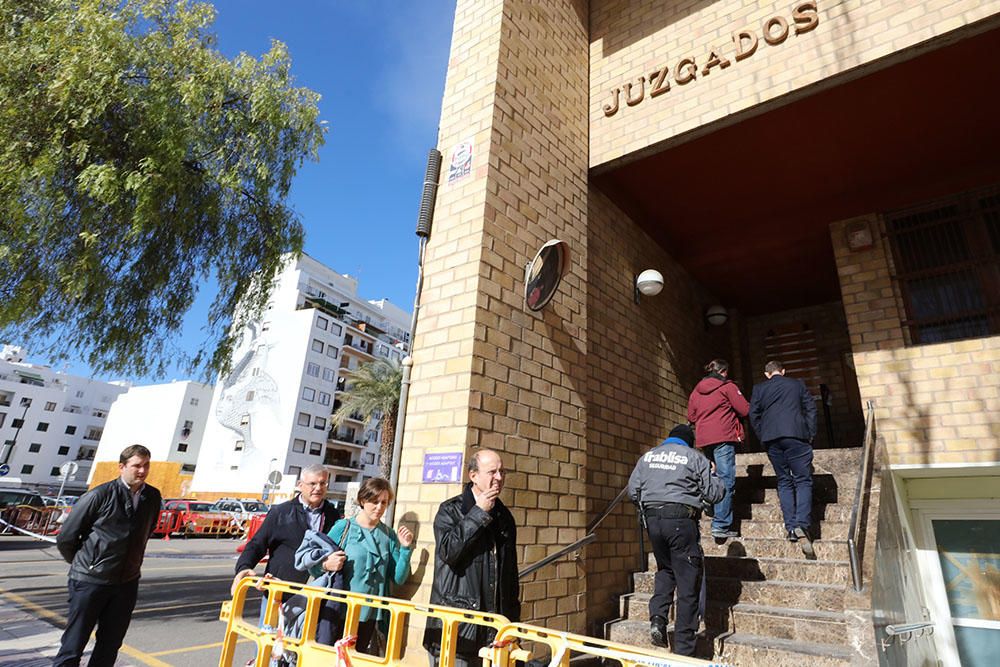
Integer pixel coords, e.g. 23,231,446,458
422,453,463,484
0,463,9,477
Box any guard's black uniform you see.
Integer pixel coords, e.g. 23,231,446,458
627,425,724,656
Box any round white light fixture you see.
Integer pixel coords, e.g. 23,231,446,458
705,305,728,326
634,269,664,303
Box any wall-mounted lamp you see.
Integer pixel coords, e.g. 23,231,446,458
705,305,728,326
634,269,664,304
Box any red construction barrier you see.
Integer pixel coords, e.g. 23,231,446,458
153,509,183,536
0,505,64,536
244,514,265,542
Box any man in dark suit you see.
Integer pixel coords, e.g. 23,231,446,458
749,360,818,558
54,445,162,667
232,463,341,635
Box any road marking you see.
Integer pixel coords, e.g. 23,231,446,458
0,586,172,667
141,562,235,572
132,599,224,614
147,639,250,656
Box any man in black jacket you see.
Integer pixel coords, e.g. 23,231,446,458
424,449,519,667
749,359,819,558
54,444,162,667
231,464,341,630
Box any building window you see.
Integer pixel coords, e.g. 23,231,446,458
36,422,49,432
330,323,342,336
297,412,311,427
190,398,200,406
75,390,84,398
262,321,271,331
91,409,106,418
318,392,331,406
12,418,24,428
183,420,193,429
301,387,315,402
177,443,188,452
44,401,57,412
306,362,321,377
886,185,1000,345
19,397,31,407
84,427,102,441
311,339,324,353
364,452,375,465
309,442,322,455
65,425,76,435
314,416,327,430
0,413,5,428
323,367,335,382
20,464,33,474
293,438,306,453
239,414,249,426
234,440,244,451
317,316,328,331
50,467,60,476
326,346,339,359
28,443,41,453
287,465,302,478
245,390,255,401
58,446,69,455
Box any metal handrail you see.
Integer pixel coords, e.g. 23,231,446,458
520,486,630,580
847,399,877,592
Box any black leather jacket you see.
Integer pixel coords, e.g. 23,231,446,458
56,479,162,585
423,483,519,655
235,496,341,583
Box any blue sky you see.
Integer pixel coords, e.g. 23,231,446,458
59,1,457,383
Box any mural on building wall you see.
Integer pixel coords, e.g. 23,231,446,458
214,323,280,462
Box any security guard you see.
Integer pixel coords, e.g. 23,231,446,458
627,424,724,656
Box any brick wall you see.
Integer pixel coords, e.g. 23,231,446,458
590,0,1000,168
584,187,729,629
830,215,1000,465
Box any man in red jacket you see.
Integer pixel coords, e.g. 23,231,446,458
687,359,750,539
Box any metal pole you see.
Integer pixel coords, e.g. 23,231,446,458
56,466,69,501
386,238,426,526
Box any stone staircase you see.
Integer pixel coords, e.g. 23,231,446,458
606,447,871,666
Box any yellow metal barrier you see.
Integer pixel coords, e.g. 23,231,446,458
219,578,727,667
485,623,727,667
219,577,514,667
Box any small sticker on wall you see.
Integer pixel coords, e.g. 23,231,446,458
447,139,473,184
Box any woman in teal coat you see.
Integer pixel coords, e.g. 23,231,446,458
318,477,413,654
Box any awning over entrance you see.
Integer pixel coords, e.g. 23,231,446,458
594,25,1000,314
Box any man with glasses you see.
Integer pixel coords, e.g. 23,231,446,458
231,464,341,655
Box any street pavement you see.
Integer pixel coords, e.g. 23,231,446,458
0,534,259,667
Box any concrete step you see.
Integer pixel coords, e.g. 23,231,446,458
726,500,852,523
734,448,862,475
643,553,851,585
700,535,847,560
605,619,717,660
631,576,845,612
732,475,844,504
716,632,852,667
699,517,850,540
730,604,847,644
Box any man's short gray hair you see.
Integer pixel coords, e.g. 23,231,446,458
299,464,330,481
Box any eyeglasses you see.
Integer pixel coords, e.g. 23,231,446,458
299,480,329,488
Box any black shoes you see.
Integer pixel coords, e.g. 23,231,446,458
786,529,798,542
711,528,740,540
794,526,816,559
650,615,668,647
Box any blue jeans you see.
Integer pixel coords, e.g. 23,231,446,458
765,437,814,532
703,442,736,532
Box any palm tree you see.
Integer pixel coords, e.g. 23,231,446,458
331,357,402,479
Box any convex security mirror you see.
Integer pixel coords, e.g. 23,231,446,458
524,239,570,311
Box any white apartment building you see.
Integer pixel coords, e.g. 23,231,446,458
190,253,411,500
0,345,128,494
91,380,213,483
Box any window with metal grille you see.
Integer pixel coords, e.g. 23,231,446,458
886,186,1000,345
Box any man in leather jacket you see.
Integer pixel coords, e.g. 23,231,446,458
423,449,519,667
54,445,162,667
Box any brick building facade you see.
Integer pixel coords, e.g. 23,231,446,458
393,1,1000,664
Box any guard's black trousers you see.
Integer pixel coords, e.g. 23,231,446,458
647,516,703,657
53,577,139,667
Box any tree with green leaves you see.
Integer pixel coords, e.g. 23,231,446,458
332,357,403,480
0,0,325,378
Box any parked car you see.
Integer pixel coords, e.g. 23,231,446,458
210,498,269,529
162,498,235,537
0,487,46,509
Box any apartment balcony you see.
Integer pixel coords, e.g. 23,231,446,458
342,342,374,360
327,430,365,449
